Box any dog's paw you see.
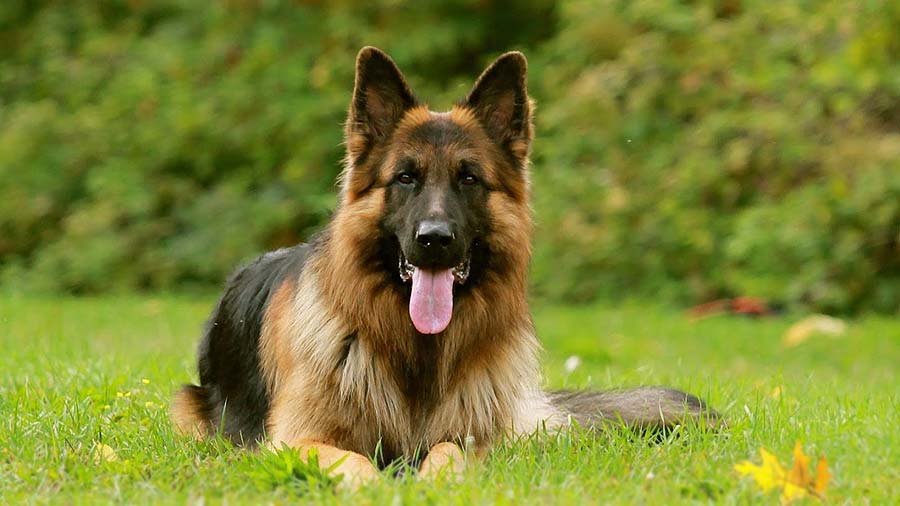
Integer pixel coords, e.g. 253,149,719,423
332,452,380,491
418,442,466,482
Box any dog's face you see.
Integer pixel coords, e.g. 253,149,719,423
339,47,533,334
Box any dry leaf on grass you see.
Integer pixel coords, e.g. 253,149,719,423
92,442,119,463
735,441,830,504
783,315,846,348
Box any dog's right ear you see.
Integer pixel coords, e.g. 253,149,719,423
344,47,418,171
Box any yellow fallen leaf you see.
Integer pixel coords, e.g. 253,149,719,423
787,441,811,488
735,442,830,504
814,456,831,496
783,315,846,347
734,448,785,492
782,482,808,503
92,442,118,463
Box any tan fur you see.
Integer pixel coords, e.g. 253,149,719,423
170,387,211,438
395,105,433,131
258,278,297,393
380,109,504,187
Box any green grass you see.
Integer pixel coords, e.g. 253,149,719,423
1,294,898,504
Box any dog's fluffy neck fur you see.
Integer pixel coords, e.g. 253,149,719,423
278,199,558,457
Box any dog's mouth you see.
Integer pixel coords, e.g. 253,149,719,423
398,251,471,335
398,252,470,284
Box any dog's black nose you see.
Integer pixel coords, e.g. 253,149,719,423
415,220,454,248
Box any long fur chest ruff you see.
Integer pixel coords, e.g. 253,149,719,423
261,264,561,461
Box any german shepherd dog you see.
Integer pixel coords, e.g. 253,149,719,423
171,47,718,486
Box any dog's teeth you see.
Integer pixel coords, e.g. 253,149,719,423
398,255,414,282
452,257,471,284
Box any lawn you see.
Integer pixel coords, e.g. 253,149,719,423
1,294,897,504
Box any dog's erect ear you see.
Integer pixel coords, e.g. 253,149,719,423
345,47,417,162
464,52,533,165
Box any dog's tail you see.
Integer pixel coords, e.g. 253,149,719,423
170,384,214,438
548,387,721,430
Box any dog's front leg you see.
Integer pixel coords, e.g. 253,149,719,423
268,437,379,489
267,382,379,489
418,441,487,481
419,442,466,480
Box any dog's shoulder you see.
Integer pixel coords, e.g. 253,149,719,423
191,242,314,441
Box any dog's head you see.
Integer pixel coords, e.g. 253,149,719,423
338,47,533,335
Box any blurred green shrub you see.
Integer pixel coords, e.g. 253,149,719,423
0,0,555,291
530,0,899,313
0,0,897,313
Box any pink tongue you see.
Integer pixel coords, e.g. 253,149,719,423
409,268,454,334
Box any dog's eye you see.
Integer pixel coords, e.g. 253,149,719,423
459,161,480,186
396,172,416,185
460,174,478,186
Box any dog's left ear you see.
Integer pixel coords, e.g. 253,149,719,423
464,52,533,165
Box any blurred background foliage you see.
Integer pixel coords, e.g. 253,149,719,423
0,0,897,313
